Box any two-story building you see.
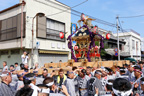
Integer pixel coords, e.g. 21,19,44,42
0,0,71,68
141,37,144,60
98,28,126,60
114,30,141,60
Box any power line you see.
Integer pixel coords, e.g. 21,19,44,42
47,0,88,16
118,17,131,45
34,0,117,27
119,14,144,18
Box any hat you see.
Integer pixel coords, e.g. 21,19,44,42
0,71,11,77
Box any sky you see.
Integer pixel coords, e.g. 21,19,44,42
0,0,144,37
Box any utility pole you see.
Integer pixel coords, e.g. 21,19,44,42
31,13,45,67
116,16,120,61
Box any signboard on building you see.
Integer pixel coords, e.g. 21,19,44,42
71,23,77,44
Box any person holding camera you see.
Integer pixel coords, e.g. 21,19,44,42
21,51,29,64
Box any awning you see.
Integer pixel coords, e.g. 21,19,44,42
105,49,130,57
39,50,69,55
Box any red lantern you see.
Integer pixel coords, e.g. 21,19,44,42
106,33,110,40
59,32,64,39
95,46,98,49
93,26,98,34
74,46,78,50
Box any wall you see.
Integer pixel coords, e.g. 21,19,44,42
0,49,23,68
24,0,71,63
114,31,141,60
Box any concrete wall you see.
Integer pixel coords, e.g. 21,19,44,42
141,38,144,51
0,0,71,67
114,31,141,60
24,0,71,63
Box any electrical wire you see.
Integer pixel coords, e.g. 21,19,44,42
119,14,144,18
34,0,117,27
47,0,88,16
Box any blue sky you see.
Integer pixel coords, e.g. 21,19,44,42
0,0,144,37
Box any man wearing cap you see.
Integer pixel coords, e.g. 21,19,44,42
16,71,25,90
0,71,16,96
64,71,76,96
118,67,129,80
126,64,135,81
131,66,143,94
87,70,104,96
43,77,70,96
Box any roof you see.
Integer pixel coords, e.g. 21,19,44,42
0,1,26,14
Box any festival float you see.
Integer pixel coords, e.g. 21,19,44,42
42,13,129,74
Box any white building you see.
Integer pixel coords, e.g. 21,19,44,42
141,37,144,51
0,0,71,68
114,30,141,60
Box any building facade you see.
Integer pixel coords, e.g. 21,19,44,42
141,37,144,60
114,30,141,60
98,28,126,60
0,0,71,68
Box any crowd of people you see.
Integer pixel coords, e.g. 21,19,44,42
0,54,144,96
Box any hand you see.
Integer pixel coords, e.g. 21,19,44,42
135,93,140,96
50,72,56,77
95,87,99,95
130,82,133,85
134,83,139,88
61,85,70,96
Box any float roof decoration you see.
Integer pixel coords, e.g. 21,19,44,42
67,13,104,62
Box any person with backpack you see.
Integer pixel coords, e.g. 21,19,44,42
87,70,104,96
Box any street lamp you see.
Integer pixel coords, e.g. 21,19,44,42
31,13,45,67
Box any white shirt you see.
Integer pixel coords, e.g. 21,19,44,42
30,83,40,96
21,54,29,64
2,66,8,72
15,66,20,71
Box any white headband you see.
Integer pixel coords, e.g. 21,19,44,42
120,69,125,71
0,72,11,77
106,82,113,85
0,74,8,77
141,81,144,85
40,88,50,94
46,81,54,86
112,87,132,96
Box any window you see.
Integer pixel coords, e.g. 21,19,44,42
11,49,20,55
132,40,135,49
46,18,65,41
136,41,138,50
0,50,8,55
0,13,25,41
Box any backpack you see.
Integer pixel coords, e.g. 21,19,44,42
88,77,97,95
